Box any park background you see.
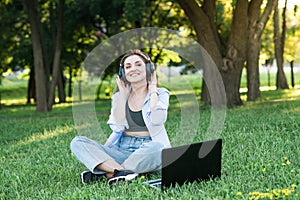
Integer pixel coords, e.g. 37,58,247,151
1,0,300,199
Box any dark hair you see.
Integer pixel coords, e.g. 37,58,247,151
119,49,151,68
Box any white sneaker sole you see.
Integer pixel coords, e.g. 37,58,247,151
80,171,90,184
108,173,139,185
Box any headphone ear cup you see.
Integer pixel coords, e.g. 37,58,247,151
118,67,127,82
146,62,155,81
118,67,129,84
149,62,155,73
118,67,123,78
146,62,155,73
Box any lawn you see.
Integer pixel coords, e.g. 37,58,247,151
0,74,299,199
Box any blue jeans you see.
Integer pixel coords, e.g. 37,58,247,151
70,135,164,174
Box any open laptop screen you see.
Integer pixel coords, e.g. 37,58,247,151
161,139,222,189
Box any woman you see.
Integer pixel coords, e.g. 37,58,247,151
70,49,171,185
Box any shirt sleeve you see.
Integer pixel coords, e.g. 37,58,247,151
146,88,170,126
104,131,123,147
106,92,128,133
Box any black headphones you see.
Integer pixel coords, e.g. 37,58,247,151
118,50,155,84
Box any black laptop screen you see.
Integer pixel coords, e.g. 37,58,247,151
161,139,222,188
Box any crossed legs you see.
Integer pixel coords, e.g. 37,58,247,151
70,136,164,177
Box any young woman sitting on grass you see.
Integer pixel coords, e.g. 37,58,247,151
70,49,171,185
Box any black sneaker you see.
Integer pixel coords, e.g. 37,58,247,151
108,169,139,186
81,171,105,184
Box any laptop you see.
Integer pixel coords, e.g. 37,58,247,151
144,139,222,191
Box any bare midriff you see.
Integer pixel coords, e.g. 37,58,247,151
124,131,150,137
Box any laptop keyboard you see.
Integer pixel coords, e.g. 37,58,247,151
151,182,161,188
143,178,162,189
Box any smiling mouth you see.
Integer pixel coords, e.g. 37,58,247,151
130,73,139,77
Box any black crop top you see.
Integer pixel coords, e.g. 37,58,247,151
125,101,148,132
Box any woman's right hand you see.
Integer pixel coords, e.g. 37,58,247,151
116,76,130,98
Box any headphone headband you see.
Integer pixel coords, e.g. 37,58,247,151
119,49,151,67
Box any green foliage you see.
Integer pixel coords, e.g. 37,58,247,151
0,0,32,72
124,0,147,22
261,2,300,63
285,5,300,62
0,0,191,84
215,1,232,55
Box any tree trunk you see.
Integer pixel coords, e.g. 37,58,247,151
24,0,48,112
246,0,277,101
246,41,261,100
177,0,252,106
0,73,2,110
48,0,65,110
40,12,51,99
290,60,294,87
178,0,278,105
27,68,36,104
273,0,289,89
223,0,249,106
58,69,66,103
68,66,72,97
178,0,239,106
246,1,262,101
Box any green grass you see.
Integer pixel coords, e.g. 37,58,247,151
1,76,28,101
1,75,300,199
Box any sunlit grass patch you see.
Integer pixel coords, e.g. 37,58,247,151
14,125,75,147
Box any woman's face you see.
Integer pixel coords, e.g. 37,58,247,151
123,55,147,84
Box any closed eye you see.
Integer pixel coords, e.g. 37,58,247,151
124,61,143,69
125,65,131,69
135,61,143,67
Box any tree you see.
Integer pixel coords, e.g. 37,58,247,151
23,0,48,112
246,0,277,101
23,0,70,111
176,0,277,106
273,0,289,89
47,0,65,110
285,5,300,87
